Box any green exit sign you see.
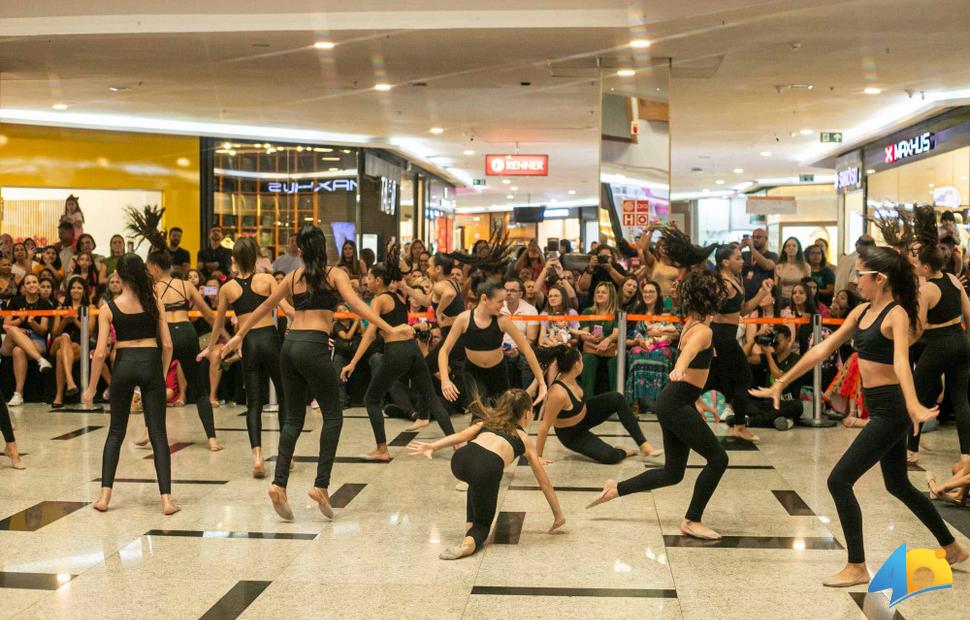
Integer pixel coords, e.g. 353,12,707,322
472,178,486,186
799,174,815,182
820,132,843,143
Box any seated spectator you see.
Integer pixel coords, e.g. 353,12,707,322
11,243,32,282
50,276,95,407
34,245,64,285
800,276,831,316
625,280,678,411
70,251,102,296
101,234,126,277
2,274,54,406
72,234,107,281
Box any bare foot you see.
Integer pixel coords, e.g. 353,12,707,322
944,542,969,566
208,438,224,452
680,519,722,540
728,426,760,443
268,485,294,521
640,443,664,459
439,536,476,560
621,446,637,458
406,419,431,432
587,480,619,509
549,515,566,533
92,488,112,512
253,462,266,479
307,487,334,519
907,450,920,464
455,481,469,492
161,496,181,515
927,471,942,499
822,563,870,587
362,447,391,462
210,400,220,409
133,434,150,448
4,444,25,469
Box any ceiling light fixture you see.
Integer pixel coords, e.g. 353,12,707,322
502,179,511,185
463,150,475,155
864,87,882,95
314,41,336,50
568,190,576,195
733,168,744,174
506,194,514,199
52,103,68,111
374,83,392,92
108,86,129,93
800,129,813,135
867,169,875,174
429,127,444,134
510,186,518,191
715,179,725,185
617,69,637,77
760,151,772,157
630,39,651,49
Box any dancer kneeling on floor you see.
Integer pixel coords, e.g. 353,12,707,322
750,245,968,587
588,268,729,541
408,389,565,559
536,345,662,464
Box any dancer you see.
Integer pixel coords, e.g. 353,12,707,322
750,245,968,586
339,247,456,461
587,269,729,541
408,389,565,559
81,254,179,515
221,224,413,521
536,345,661,463
438,279,547,409
201,237,292,477
1,397,25,469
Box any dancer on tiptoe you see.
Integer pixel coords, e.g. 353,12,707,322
1,396,24,469
82,254,179,515
587,269,729,540
751,245,968,586
662,227,774,442
340,246,455,461
408,389,565,559
201,237,293,478
222,224,413,521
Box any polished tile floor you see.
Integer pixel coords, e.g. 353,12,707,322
1,401,969,619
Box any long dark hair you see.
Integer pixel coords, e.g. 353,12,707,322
661,227,717,269
470,389,532,434
339,240,362,276
639,280,663,315
542,284,570,315
679,268,724,317
788,282,816,317
124,205,167,253
778,236,806,265
913,204,943,271
233,237,259,274
371,244,405,286
713,244,738,270
869,206,914,252
861,246,919,328
297,224,332,293
116,253,159,326
62,275,91,308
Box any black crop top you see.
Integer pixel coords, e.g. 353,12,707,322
679,324,715,369
379,291,408,327
431,280,466,329
719,280,744,314
926,275,962,325
159,279,190,312
109,300,157,341
854,302,896,365
231,275,267,316
553,379,584,419
482,426,526,458
463,312,504,351
291,271,339,312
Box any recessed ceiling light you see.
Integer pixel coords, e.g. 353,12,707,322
617,69,637,77
568,190,576,195
800,128,813,135
928,183,935,188
429,127,444,134
510,186,518,191
760,151,772,157
108,86,130,93
864,87,882,95
340,149,352,154
630,39,651,49
789,131,798,138
506,194,515,199
715,179,725,185
502,179,511,185
321,156,341,161
176,157,191,167
733,168,744,174
374,83,392,92
314,41,336,50
52,103,68,111
329,167,339,171
221,141,232,149
866,169,875,174
463,150,475,155
702,189,710,193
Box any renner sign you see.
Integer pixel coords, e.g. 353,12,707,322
884,132,935,164
485,154,549,176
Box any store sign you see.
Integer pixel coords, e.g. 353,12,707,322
543,208,570,218
884,132,935,164
621,199,651,228
265,179,358,193
835,167,860,191
380,177,397,215
746,196,797,215
485,154,549,176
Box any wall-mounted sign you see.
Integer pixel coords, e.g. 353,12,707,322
543,208,570,218
265,179,358,193
621,199,650,228
884,131,935,164
472,178,487,186
835,167,860,191
746,196,797,215
820,132,844,143
799,174,815,183
380,177,397,215
485,154,549,176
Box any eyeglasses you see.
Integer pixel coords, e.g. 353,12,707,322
504,287,520,293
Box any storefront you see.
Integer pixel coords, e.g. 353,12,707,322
454,206,596,254
833,150,864,256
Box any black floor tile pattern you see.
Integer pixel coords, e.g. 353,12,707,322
145,529,318,540
717,436,759,451
922,491,970,539
51,425,103,440
771,489,816,516
849,592,906,620
662,534,844,549
0,501,89,532
0,571,76,590
509,485,603,492
266,455,392,464
200,580,272,620
143,442,193,459
215,427,309,433
471,585,678,598
491,511,526,544
330,483,367,508
645,463,774,470
94,478,228,485
388,430,418,447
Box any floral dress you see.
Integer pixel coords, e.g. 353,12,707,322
624,317,678,409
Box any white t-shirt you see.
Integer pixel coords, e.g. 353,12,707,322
501,300,537,348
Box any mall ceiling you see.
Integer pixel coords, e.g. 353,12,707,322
3,0,970,207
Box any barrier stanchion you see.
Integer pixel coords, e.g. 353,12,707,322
263,311,279,414
71,305,103,412
799,313,835,428
616,310,627,394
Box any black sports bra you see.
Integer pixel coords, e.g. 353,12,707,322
854,302,896,365
926,275,961,325
159,279,190,312
231,275,267,316
553,379,584,419
463,312,503,351
291,270,339,312
109,300,157,342
431,279,465,330
379,291,408,327
482,426,525,458
719,279,744,314
681,324,714,370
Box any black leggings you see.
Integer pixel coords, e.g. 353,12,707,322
704,323,751,426
168,321,216,439
829,385,954,563
242,326,285,449
556,391,647,464
0,396,13,443
451,441,505,550
910,327,970,453
101,347,171,494
617,382,728,522
365,340,455,444
461,358,509,412
276,330,342,489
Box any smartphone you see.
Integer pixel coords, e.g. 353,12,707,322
545,250,558,260
201,286,218,296
597,254,609,264
546,238,560,252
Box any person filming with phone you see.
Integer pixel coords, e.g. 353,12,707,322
578,245,628,296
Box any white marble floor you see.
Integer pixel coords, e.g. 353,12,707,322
1,401,968,619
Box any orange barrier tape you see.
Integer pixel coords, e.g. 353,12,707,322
0,309,78,318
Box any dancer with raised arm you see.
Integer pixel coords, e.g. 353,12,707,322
408,389,565,559
750,245,968,586
221,224,413,521
587,269,729,540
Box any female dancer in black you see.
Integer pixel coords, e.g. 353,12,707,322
408,389,564,559
536,345,661,464
588,269,729,540
1,399,24,469
202,237,293,477
751,246,967,586
82,254,179,515
339,248,455,461
222,224,413,521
